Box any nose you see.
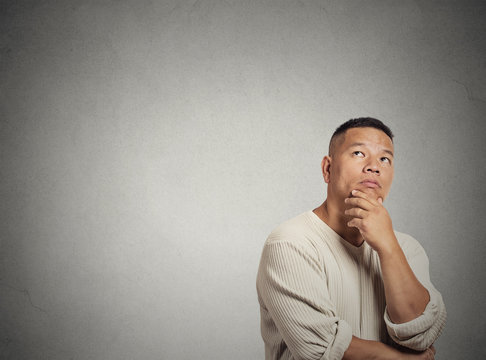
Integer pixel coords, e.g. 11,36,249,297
365,161,380,174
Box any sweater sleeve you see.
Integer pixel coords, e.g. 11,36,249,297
384,234,447,350
257,239,352,360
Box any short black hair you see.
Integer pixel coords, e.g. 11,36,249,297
329,117,394,155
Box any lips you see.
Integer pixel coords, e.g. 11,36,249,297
360,179,380,188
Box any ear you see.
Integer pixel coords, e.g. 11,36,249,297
321,156,332,183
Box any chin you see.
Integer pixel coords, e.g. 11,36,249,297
360,188,382,199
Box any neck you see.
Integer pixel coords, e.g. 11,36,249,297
313,197,364,247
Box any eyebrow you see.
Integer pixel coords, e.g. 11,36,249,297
348,142,394,157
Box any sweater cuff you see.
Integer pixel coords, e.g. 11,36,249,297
321,320,353,360
384,290,439,342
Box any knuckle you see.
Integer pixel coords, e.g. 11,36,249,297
361,220,368,230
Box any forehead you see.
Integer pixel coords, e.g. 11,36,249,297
338,127,394,151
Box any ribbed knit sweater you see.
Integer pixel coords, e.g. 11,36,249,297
256,210,446,360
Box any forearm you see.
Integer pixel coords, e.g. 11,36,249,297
378,240,429,324
343,336,408,360
344,191,430,324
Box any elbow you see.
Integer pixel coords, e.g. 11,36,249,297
388,288,431,324
388,301,428,324
386,301,447,351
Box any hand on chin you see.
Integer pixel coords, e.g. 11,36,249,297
351,186,381,201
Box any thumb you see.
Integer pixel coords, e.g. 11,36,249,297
377,197,383,204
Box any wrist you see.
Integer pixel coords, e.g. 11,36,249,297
375,235,400,258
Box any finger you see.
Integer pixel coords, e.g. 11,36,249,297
378,197,383,204
351,189,380,205
347,218,362,229
344,207,366,218
345,197,374,210
430,345,436,355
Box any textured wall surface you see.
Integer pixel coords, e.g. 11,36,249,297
1,1,485,359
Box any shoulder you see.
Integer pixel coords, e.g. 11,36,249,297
263,211,322,257
259,211,325,273
266,212,311,242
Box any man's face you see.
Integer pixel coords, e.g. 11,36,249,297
324,127,395,201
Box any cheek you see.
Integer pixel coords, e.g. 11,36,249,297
382,174,394,192
330,172,352,191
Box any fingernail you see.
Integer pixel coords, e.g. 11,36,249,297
351,190,357,195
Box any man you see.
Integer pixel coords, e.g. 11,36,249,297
256,118,446,360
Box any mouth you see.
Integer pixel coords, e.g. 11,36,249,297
360,179,381,189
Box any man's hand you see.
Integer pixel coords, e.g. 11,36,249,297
343,336,436,360
404,346,436,360
344,189,397,254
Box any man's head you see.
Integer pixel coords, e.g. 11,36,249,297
329,118,394,156
322,118,395,202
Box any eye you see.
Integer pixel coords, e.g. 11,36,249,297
353,151,364,157
380,157,391,163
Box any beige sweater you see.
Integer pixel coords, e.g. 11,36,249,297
256,210,446,360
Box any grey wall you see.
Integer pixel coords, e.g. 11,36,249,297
1,1,485,359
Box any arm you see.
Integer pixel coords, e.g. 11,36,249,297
382,236,446,351
345,190,446,350
376,237,429,324
345,190,428,323
343,337,436,360
257,239,353,360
